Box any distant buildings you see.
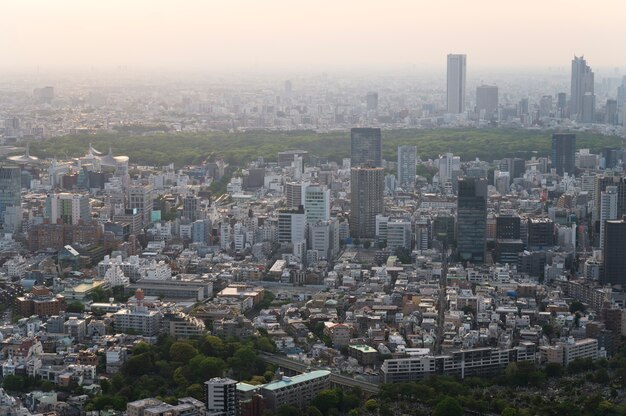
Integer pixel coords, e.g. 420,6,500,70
45,193,90,225
570,56,595,123
551,133,576,176
350,128,382,168
475,85,498,119
446,54,467,114
397,145,417,188
350,167,384,239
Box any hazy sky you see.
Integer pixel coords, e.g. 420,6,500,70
3,0,625,72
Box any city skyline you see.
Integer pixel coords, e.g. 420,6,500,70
3,1,626,71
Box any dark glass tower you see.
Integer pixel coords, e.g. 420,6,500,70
551,133,576,176
602,220,626,286
456,177,487,264
350,128,382,168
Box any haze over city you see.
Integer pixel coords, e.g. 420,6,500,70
3,0,626,72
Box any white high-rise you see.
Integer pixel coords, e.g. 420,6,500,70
205,378,238,416
600,186,618,249
397,145,417,188
447,54,467,114
304,185,330,224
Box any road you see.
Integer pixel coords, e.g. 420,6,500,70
258,352,381,395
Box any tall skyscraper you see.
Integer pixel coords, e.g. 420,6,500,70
475,85,498,119
551,133,576,176
350,167,384,239
570,56,595,122
182,194,200,221
350,128,382,168
284,181,309,209
0,165,22,230
599,186,618,249
457,177,487,264
602,220,626,286
446,54,467,114
127,183,154,228
397,145,417,188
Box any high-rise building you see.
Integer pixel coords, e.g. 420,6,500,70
304,185,330,224
602,220,626,286
606,99,618,125
397,145,417,188
446,54,467,114
45,193,90,225
0,165,22,230
350,167,384,239
127,184,153,228
600,186,618,249
183,194,200,221
284,181,309,210
551,133,576,176
475,85,498,119
366,91,378,111
570,56,595,122
350,128,382,168
205,378,238,416
457,177,487,263
277,207,306,245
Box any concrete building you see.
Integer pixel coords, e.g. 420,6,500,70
397,145,417,188
205,378,238,416
446,54,467,114
350,167,384,239
457,177,487,263
350,128,382,168
304,185,330,224
45,193,90,225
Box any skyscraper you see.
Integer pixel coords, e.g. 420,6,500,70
599,186,618,249
0,165,22,230
446,54,467,114
570,56,595,122
602,220,626,286
366,91,378,111
475,85,498,119
350,167,384,239
551,133,576,176
397,145,417,188
457,177,487,264
350,128,382,168
127,184,154,228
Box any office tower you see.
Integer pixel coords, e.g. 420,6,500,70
284,181,309,209
127,184,154,228
527,218,555,249
517,98,529,117
446,54,467,114
475,85,498,119
539,95,553,117
366,91,378,111
277,207,306,244
601,148,620,169
438,153,461,182
496,215,521,240
557,92,568,118
304,185,330,224
457,177,487,263
606,99,618,125
205,378,238,416
385,218,412,252
593,175,626,222
602,220,626,285
600,186,618,249
45,193,90,225
570,56,595,122
350,128,382,168
350,167,384,239
397,145,417,188
551,133,576,176
0,165,22,230
182,194,200,221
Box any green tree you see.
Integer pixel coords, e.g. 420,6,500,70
310,389,341,415
186,384,205,401
569,300,586,314
365,399,378,413
169,342,198,364
276,404,301,416
66,301,85,313
2,375,24,391
433,397,463,416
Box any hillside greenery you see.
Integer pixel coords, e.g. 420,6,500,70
29,128,625,168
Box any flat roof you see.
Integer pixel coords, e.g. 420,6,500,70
350,344,376,353
262,370,330,391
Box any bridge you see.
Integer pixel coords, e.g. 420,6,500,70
258,352,381,395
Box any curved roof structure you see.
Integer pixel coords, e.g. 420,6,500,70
98,147,129,166
7,144,40,165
